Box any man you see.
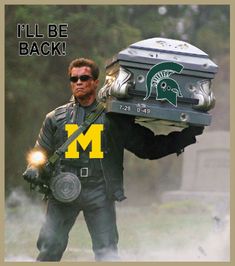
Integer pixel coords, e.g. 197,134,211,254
23,58,203,261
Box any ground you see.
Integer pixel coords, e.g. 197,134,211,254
5,190,229,262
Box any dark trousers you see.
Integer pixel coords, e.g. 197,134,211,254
36,181,119,261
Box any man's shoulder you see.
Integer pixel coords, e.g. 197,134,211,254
45,102,72,122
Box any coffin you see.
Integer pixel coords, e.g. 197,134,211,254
98,37,218,128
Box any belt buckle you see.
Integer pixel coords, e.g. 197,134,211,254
80,167,89,178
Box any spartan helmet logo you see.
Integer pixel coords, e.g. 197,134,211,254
144,62,184,107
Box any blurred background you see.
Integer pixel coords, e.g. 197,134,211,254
5,5,230,261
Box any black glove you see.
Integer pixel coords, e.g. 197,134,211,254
22,166,39,184
175,126,204,156
184,126,204,136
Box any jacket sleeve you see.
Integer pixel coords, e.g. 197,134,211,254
124,120,197,160
35,111,57,155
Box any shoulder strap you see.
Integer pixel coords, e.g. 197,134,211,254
48,102,105,165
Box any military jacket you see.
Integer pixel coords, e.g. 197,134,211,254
36,98,197,201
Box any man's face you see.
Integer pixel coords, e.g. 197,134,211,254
70,66,99,100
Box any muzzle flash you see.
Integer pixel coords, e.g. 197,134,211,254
27,150,47,167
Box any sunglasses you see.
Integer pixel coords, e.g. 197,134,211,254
69,75,93,83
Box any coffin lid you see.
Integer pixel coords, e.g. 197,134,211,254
106,37,218,74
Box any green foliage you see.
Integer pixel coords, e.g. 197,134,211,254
5,5,229,193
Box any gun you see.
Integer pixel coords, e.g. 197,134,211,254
24,149,54,198
30,162,53,196
24,149,81,203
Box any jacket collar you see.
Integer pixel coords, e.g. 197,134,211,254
69,95,98,112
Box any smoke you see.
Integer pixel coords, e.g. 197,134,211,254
5,188,45,262
5,255,35,262
119,214,230,261
5,189,230,262
116,202,230,262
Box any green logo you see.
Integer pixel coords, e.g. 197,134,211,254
145,62,184,107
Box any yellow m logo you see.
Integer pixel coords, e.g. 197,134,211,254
65,124,104,159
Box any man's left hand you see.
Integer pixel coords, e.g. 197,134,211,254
184,126,204,136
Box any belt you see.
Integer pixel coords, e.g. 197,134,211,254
79,167,104,185
80,167,91,178
61,165,104,183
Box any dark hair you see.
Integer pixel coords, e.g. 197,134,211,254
68,58,99,80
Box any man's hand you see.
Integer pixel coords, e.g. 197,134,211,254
22,166,39,184
185,126,204,136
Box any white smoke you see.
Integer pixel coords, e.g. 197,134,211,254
5,189,230,262
116,203,230,262
5,255,35,262
119,215,230,261
5,188,45,262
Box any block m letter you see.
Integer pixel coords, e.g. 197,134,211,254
65,124,104,158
